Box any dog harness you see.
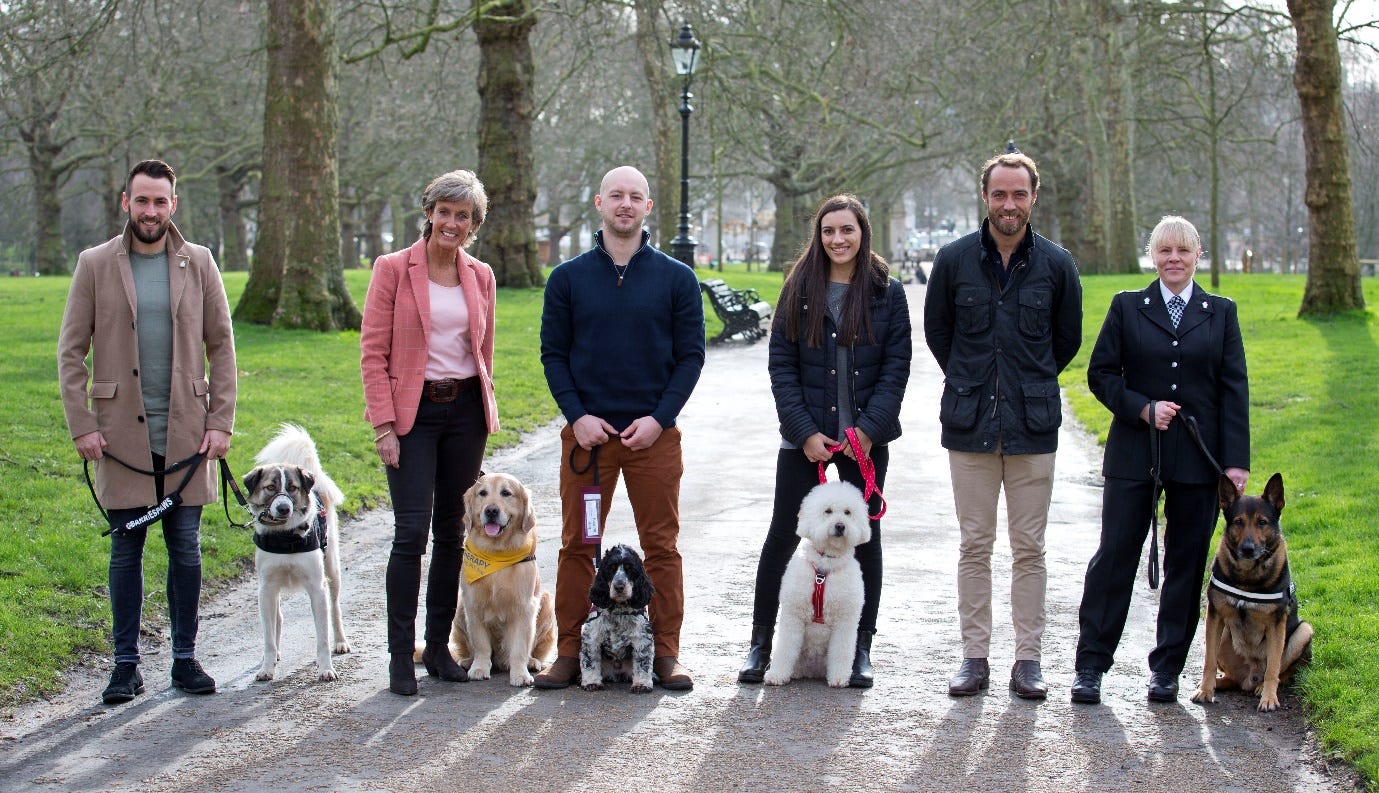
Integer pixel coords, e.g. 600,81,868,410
1209,560,1302,636
809,564,829,624
254,506,328,555
817,427,887,520
462,535,537,584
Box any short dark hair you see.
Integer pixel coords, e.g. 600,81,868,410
980,152,1039,195
126,160,177,194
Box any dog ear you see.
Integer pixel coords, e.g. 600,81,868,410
633,561,655,608
1218,473,1239,512
295,465,316,493
463,477,484,527
588,563,613,610
1263,472,1285,513
517,481,537,534
243,466,265,494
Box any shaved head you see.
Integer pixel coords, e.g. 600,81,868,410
599,165,650,198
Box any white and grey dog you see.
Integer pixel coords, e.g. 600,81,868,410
243,424,350,682
764,481,872,687
580,544,656,693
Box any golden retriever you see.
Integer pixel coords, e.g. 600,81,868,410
450,472,556,686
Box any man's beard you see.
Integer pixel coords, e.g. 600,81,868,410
130,214,169,245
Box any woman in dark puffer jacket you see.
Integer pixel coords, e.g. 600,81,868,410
737,194,912,687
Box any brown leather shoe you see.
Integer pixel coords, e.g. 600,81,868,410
653,656,694,691
947,657,989,696
1009,660,1047,700
533,656,580,690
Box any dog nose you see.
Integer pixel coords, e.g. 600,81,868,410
1240,540,1258,558
484,507,500,522
833,522,846,536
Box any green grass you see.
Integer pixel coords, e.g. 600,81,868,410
0,263,783,705
1061,274,1379,782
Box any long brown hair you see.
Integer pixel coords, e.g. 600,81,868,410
779,194,890,347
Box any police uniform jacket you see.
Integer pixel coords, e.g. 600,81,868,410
1088,279,1249,483
923,221,1082,455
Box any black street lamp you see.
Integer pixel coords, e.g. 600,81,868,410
669,22,700,268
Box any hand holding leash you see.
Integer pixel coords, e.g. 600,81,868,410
817,427,886,520
74,431,107,461
200,428,232,460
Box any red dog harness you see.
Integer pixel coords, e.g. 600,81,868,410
816,427,887,520
810,564,828,624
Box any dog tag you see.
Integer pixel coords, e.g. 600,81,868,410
581,485,603,544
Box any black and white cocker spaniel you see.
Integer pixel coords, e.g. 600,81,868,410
580,544,656,693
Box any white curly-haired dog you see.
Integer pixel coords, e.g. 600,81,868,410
764,480,872,687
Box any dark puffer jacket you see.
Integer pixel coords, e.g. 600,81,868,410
769,277,912,447
923,223,1082,455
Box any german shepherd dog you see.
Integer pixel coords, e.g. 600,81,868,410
1191,473,1313,711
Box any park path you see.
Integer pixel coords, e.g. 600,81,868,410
0,283,1360,792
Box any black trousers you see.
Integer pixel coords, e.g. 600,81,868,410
384,391,488,653
750,446,887,633
1075,475,1218,676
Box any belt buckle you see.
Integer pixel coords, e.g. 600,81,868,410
429,379,458,403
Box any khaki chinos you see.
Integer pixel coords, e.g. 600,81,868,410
949,448,1056,663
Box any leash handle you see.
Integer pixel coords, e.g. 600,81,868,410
86,451,207,537
816,427,887,521
220,458,255,531
1147,401,1162,590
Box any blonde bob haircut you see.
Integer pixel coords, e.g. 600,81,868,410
1146,215,1202,257
421,170,488,246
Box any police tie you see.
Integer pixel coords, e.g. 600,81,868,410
1167,294,1185,328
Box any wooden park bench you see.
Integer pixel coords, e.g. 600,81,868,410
699,278,772,344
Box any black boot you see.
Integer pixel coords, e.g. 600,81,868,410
421,642,468,682
389,652,418,696
737,624,774,683
849,629,875,688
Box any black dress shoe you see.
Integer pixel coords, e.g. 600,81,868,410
1009,660,1047,700
1070,669,1103,704
1148,671,1179,702
947,657,989,696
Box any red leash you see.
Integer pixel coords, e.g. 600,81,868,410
816,427,886,520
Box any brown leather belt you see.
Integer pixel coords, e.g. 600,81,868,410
423,377,479,403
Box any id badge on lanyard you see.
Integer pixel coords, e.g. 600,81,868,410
569,444,603,545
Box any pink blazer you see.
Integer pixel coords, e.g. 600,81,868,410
360,237,499,437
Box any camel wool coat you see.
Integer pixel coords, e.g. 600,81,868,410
58,223,237,509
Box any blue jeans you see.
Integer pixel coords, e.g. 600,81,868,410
107,503,204,665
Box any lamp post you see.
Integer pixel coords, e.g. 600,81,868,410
669,22,700,267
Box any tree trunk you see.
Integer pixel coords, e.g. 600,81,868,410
1288,0,1365,314
22,117,67,275
216,165,250,272
340,192,358,270
473,0,543,288
361,198,385,265
769,182,805,274
634,0,678,249
238,0,359,330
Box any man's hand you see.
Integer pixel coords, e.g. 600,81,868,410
200,429,232,460
619,416,663,451
1140,400,1180,430
573,414,618,450
74,431,107,461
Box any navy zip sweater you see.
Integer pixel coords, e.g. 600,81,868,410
540,231,706,432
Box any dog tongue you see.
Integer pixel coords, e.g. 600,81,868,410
484,522,502,537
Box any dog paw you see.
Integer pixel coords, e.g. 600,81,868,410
630,683,653,694
255,669,275,682
1190,688,1215,704
468,664,492,681
318,668,337,682
510,671,534,687
1258,694,1281,712
581,682,604,691
763,674,789,686
334,641,351,654
827,677,850,688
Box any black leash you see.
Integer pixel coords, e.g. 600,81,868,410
1183,415,1225,476
568,443,603,567
84,451,206,537
83,451,253,535
1147,401,1162,590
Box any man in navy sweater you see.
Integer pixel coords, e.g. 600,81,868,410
536,165,706,690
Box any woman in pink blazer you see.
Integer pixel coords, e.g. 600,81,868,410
361,170,500,696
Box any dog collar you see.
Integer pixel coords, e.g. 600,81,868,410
462,535,536,584
254,508,328,555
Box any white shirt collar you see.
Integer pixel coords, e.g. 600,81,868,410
1160,280,1194,304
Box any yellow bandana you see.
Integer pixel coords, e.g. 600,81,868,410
462,535,537,584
